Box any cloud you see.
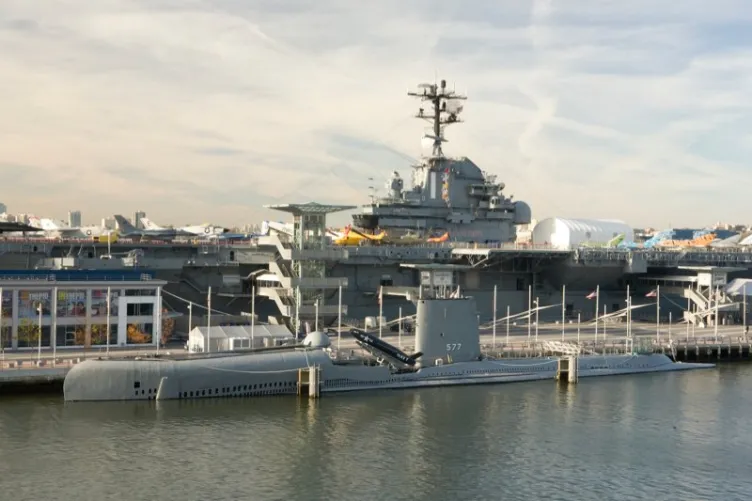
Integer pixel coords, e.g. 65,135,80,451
1,0,751,228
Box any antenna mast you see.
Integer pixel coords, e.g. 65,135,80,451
408,79,467,158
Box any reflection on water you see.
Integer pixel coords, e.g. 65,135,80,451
2,367,752,501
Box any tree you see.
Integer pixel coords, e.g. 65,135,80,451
17,318,39,347
161,308,175,346
127,324,151,344
90,324,107,345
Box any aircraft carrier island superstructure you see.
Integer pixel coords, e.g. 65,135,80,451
352,79,531,243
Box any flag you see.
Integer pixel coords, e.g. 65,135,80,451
586,291,597,299
645,289,657,298
378,286,383,306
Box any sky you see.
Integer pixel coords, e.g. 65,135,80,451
1,0,752,229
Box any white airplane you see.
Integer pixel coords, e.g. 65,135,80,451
29,217,108,239
141,217,228,238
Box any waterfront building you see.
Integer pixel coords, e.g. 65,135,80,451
0,269,166,351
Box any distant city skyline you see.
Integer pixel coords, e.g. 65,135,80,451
2,1,751,228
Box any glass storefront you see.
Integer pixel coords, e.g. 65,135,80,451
1,289,12,319
91,289,119,317
1,326,10,348
56,289,87,318
127,323,153,344
17,320,51,348
90,323,118,345
18,290,51,319
55,325,87,347
17,290,51,348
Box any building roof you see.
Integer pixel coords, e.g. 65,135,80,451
190,324,294,339
263,202,356,215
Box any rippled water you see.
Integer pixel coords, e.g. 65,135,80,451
2,366,752,501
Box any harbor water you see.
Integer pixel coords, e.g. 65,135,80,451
1,366,751,501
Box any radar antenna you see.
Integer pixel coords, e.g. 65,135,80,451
408,79,467,157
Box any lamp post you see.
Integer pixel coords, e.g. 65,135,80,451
187,302,193,334
534,297,539,343
36,302,43,363
492,285,497,350
106,286,111,356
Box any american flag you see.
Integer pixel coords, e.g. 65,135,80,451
645,289,658,298
586,291,597,299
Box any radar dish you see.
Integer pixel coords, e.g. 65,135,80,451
418,83,433,89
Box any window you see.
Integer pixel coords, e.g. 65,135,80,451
1,289,12,318
125,289,156,297
55,325,86,347
18,290,51,318
1,326,11,349
91,289,119,316
56,290,87,317
126,323,153,344
90,324,117,346
127,303,154,316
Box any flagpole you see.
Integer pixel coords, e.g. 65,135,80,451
492,285,497,350
744,290,747,340
626,284,631,345
656,284,661,343
595,284,599,341
338,284,343,351
106,286,111,356
527,285,532,345
207,286,212,353
506,305,510,346
603,304,607,351
561,284,566,342
535,297,539,342
52,287,58,365
251,285,255,349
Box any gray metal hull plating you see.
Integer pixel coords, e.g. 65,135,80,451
63,350,712,402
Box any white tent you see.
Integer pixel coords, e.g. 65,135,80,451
187,324,295,353
531,217,634,250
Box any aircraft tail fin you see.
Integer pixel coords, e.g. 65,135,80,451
113,215,137,233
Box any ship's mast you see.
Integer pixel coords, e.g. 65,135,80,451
408,79,467,158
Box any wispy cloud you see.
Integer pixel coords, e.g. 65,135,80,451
1,0,751,227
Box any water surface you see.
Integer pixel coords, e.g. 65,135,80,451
1,366,751,501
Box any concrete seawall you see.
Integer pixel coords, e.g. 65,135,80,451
0,365,70,395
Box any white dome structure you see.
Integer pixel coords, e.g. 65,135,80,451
302,331,331,349
532,217,633,250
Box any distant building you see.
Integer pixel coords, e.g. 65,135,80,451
0,202,7,215
68,210,82,228
134,211,146,230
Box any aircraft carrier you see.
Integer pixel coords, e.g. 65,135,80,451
3,78,752,337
